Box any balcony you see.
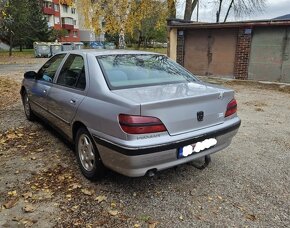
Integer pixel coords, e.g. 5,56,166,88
61,17,74,30
43,7,54,15
62,24,74,30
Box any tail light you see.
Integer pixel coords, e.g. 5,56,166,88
119,114,167,134
225,99,237,117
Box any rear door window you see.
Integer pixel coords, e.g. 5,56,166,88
38,54,66,82
56,54,86,90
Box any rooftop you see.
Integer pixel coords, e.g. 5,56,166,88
167,18,290,29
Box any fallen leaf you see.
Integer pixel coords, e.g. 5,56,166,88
7,133,17,139
134,224,140,228
20,218,37,226
148,221,159,228
95,195,107,203
23,204,35,213
71,205,79,211
31,157,36,160
81,188,93,196
179,215,183,220
111,202,116,208
22,192,33,199
108,210,119,216
3,198,18,209
36,148,44,152
12,216,22,222
245,214,257,221
8,190,17,197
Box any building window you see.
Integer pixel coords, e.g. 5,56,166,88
62,17,73,25
73,31,78,37
63,5,68,13
73,20,77,26
71,8,76,14
54,4,59,11
54,17,60,24
43,1,53,8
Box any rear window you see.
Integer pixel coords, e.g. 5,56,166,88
97,54,197,90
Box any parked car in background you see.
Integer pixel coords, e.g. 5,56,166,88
89,41,104,49
21,50,241,180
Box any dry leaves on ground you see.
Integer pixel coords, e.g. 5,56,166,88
0,77,21,108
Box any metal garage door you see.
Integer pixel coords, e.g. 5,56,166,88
248,27,290,83
184,29,237,78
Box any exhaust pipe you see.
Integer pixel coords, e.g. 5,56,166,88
146,169,157,177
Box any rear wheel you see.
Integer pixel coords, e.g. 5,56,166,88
22,91,35,121
75,127,105,180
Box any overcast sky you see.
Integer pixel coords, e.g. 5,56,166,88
177,0,290,22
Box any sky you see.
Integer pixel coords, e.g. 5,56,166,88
177,0,290,22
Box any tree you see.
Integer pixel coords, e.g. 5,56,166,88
50,29,69,41
25,0,50,47
78,0,169,47
0,0,30,56
0,0,50,54
184,0,198,20
167,0,176,18
213,0,267,22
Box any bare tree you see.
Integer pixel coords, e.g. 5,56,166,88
216,0,223,22
217,0,267,22
184,0,198,21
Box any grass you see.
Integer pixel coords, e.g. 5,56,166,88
0,49,34,58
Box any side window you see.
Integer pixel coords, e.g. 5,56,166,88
57,54,86,90
38,54,66,82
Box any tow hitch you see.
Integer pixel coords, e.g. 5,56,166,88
190,155,211,170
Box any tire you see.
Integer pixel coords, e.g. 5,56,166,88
22,91,35,121
75,127,105,180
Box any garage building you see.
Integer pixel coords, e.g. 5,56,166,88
167,19,290,83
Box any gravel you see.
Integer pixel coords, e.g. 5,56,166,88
0,62,289,227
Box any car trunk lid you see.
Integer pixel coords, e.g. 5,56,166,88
112,82,234,136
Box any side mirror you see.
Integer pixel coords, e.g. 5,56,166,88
24,71,38,79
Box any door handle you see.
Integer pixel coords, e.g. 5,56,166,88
70,99,76,104
43,89,47,94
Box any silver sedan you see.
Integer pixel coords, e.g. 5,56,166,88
21,50,241,180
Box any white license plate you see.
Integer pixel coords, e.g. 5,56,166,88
178,138,217,158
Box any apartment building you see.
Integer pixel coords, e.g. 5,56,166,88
41,0,80,42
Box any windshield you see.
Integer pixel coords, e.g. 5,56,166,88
97,54,197,90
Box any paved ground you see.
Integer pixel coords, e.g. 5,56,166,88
0,60,289,227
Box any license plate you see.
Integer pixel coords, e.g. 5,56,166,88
178,138,217,158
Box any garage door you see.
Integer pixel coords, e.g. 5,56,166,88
184,29,237,78
248,27,290,83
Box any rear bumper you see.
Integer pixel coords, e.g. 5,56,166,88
93,119,241,177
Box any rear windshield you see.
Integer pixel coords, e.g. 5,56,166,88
97,54,197,90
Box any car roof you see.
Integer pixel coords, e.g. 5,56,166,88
60,49,163,56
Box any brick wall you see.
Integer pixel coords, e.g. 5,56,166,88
176,30,185,66
234,28,252,79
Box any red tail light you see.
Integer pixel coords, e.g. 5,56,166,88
119,114,167,134
225,99,237,117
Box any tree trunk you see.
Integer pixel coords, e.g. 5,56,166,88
137,30,142,49
9,31,13,57
184,0,198,21
216,0,223,22
224,0,234,22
